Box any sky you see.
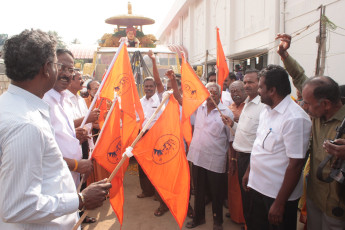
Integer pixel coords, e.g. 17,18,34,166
1,0,175,45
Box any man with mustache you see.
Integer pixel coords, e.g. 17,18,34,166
277,33,345,230
242,65,311,230
137,50,165,211
67,71,100,157
43,49,93,186
222,69,265,227
0,29,111,229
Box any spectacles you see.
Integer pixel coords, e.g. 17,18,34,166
51,62,75,74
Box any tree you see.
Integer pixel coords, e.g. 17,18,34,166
48,31,66,49
71,38,80,44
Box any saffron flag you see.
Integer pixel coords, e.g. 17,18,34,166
92,101,128,225
216,27,229,92
99,43,144,145
181,55,210,146
133,95,190,229
92,43,144,225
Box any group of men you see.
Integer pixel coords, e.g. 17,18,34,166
184,34,345,230
0,29,344,230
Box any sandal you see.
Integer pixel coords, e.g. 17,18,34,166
185,219,206,229
82,216,96,224
154,205,169,217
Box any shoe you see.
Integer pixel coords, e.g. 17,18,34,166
82,216,96,224
225,212,230,218
185,219,206,229
154,204,169,217
213,223,223,230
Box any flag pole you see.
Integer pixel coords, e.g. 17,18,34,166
73,91,173,230
80,42,125,128
77,94,118,193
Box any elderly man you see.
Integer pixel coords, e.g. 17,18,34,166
224,80,247,224
277,33,345,229
43,49,93,186
0,29,111,229
242,65,311,230
207,72,234,106
186,82,235,230
229,81,247,122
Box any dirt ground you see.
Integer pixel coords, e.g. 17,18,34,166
82,163,304,230
82,163,243,230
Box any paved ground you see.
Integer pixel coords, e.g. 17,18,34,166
82,163,243,230
82,162,305,230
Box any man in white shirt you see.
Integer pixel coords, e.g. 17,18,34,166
66,71,99,158
242,65,311,230
186,82,235,230
137,51,165,202
43,49,93,186
0,29,111,230
230,69,265,224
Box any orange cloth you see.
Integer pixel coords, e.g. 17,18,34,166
91,44,145,225
228,102,245,224
229,102,245,122
85,94,111,185
181,55,210,146
133,96,190,229
228,166,245,224
216,27,229,92
91,101,128,225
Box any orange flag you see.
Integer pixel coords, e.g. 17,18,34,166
181,55,210,146
100,43,144,145
91,101,128,225
92,43,145,226
216,27,229,92
133,95,190,229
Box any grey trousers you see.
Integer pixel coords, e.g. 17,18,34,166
307,198,345,230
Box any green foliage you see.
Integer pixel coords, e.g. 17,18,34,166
48,31,66,49
114,30,127,37
113,30,145,38
135,30,145,38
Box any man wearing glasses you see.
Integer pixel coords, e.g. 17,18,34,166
0,29,111,229
43,49,93,186
242,65,311,230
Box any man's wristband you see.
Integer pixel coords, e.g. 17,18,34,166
231,158,237,162
72,159,78,171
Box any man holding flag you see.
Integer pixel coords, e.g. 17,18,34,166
186,82,235,230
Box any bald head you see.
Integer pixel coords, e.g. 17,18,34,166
302,76,340,104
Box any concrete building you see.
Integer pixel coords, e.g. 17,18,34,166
157,0,345,86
